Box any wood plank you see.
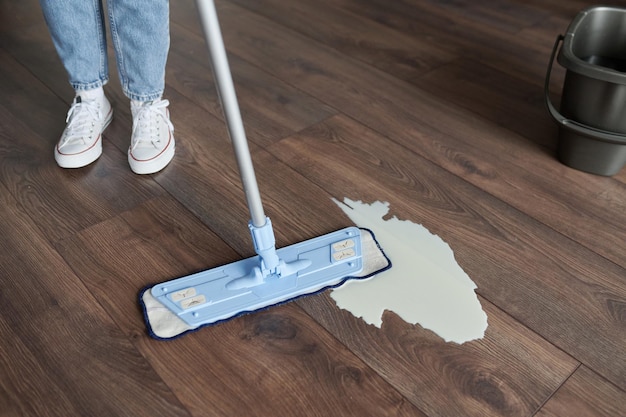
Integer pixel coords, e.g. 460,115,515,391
55,196,429,417
0,313,82,417
0,0,45,31
134,305,428,417
167,21,338,148
315,0,626,86
299,295,577,416
536,366,626,417
0,6,75,100
0,182,191,417
268,114,626,390
412,0,551,34
232,0,559,150
0,43,72,145
412,57,556,149
229,0,456,81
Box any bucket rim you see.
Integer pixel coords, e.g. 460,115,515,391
557,6,626,85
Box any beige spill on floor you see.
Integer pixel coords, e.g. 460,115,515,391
331,198,488,344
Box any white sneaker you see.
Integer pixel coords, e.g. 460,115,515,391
128,99,175,174
55,94,113,168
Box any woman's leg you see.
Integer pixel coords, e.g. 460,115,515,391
107,0,170,101
40,0,112,169
39,0,109,91
40,0,173,173
108,0,175,174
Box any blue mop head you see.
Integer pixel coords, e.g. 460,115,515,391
139,228,390,340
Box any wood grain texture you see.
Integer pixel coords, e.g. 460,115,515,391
0,181,190,417
167,24,339,148
298,295,577,416
536,366,626,417
230,0,456,81
1,0,625,415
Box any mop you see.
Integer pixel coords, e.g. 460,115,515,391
139,0,391,340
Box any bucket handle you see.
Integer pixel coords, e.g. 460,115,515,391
545,35,626,144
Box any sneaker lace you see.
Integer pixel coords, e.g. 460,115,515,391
59,98,103,149
131,99,174,151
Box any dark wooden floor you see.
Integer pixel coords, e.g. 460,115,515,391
1,0,625,415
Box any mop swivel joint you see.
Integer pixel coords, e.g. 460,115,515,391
249,218,281,277
223,218,286,290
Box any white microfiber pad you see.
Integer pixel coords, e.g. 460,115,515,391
140,228,391,340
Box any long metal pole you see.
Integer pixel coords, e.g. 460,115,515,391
196,0,267,228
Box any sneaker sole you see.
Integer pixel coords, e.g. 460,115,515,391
55,110,113,169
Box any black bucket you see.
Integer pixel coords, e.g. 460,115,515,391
545,6,626,176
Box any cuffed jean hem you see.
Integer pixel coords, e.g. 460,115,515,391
71,78,109,92
124,89,164,102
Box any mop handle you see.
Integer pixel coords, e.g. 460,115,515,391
196,0,267,228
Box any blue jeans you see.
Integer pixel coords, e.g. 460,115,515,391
39,0,170,101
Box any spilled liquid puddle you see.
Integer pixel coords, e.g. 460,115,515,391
332,198,487,344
